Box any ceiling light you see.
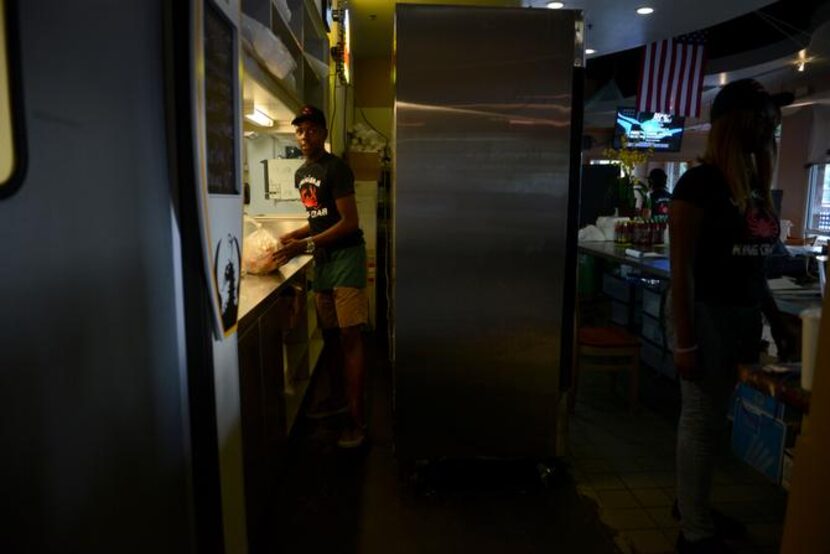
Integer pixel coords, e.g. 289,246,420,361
546,1,565,8
244,107,274,127
636,6,654,15
798,61,806,72
585,48,596,55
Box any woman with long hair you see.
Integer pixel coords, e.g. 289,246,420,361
669,79,794,554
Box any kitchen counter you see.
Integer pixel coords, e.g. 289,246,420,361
579,241,823,316
579,241,670,278
238,255,313,325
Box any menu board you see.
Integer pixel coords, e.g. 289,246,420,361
197,0,243,338
204,1,237,195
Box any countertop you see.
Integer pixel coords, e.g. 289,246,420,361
579,241,670,278
238,255,313,324
579,241,823,316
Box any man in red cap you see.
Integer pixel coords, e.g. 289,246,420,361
275,105,368,448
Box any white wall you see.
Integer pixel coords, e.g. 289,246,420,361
245,133,305,215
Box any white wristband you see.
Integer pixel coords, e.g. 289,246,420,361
675,344,698,354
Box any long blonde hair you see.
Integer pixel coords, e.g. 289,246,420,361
703,109,776,212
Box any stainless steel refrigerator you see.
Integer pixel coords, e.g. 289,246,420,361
393,5,583,463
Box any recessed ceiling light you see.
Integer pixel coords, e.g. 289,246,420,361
546,1,565,8
586,48,596,55
636,6,654,15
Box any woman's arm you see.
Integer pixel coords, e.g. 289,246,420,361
760,280,797,361
669,199,704,379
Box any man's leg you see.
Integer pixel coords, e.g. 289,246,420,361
332,287,369,446
307,291,348,418
340,325,365,431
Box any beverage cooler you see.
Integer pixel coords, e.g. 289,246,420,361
392,5,583,464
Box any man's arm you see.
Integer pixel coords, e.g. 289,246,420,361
280,223,310,244
274,194,360,265
309,194,360,248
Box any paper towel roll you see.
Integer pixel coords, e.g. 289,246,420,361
800,307,822,391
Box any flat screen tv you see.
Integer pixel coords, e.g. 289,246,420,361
613,107,684,152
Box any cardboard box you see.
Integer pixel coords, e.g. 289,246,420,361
346,151,382,181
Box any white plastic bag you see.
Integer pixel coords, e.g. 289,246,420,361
240,13,296,79
243,228,280,275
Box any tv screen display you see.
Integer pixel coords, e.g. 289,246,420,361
613,108,684,152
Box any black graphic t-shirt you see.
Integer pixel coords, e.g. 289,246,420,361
672,164,779,306
295,152,363,247
652,189,671,217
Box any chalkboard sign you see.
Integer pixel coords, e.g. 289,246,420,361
204,1,238,195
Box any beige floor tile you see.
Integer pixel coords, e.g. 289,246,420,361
587,473,628,491
649,471,677,487
599,508,658,531
597,489,640,509
645,506,679,529
660,529,680,547
746,523,783,547
710,484,767,503
621,472,660,489
631,488,673,508
582,459,617,474
624,529,675,554
576,484,600,503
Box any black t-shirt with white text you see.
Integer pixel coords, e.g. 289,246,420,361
672,164,779,306
295,152,363,248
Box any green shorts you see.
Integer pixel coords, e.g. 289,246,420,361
313,244,367,292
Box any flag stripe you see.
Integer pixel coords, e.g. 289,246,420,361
668,42,682,113
649,41,665,112
636,34,706,118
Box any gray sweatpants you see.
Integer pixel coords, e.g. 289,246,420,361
676,302,761,541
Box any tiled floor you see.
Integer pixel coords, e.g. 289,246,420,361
263,337,623,554
567,370,788,554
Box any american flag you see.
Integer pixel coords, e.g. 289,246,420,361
636,31,707,118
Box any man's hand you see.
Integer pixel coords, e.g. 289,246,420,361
771,319,798,362
279,231,298,245
272,239,306,267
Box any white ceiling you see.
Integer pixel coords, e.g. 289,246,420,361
349,0,776,58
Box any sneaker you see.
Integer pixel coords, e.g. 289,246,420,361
306,400,349,420
671,501,746,540
337,427,366,449
676,533,734,554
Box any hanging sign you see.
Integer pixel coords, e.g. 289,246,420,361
0,0,25,198
194,0,244,338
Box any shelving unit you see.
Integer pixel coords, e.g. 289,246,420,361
241,0,330,121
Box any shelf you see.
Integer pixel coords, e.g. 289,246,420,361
271,1,303,56
303,0,327,41
242,48,302,113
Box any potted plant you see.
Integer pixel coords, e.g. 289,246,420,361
602,136,653,217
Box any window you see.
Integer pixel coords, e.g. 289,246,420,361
805,164,830,235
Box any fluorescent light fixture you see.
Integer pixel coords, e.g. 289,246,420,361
244,107,274,127
546,1,565,8
636,6,654,15
585,48,596,55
